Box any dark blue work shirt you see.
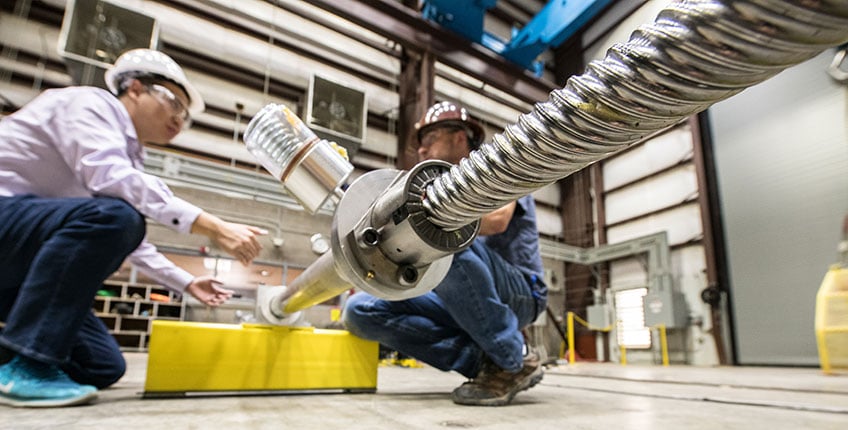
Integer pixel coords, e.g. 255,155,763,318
480,195,545,293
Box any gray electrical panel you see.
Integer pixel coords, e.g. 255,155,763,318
587,303,611,329
643,274,689,328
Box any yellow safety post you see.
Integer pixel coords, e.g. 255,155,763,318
566,310,667,367
565,311,614,365
567,311,576,364
658,324,669,367
620,344,627,366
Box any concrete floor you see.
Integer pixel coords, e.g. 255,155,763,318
4,353,848,429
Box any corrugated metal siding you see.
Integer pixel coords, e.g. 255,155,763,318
601,125,717,364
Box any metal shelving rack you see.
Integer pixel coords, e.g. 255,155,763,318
93,280,185,351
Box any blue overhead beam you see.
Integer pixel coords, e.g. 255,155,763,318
421,0,612,76
499,0,613,71
421,0,497,44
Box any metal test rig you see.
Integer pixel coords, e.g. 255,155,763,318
143,0,848,396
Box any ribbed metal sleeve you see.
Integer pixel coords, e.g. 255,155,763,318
423,0,848,230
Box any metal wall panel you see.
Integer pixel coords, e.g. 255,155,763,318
603,126,694,191
607,204,703,246
605,166,699,225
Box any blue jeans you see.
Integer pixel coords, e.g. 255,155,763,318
343,240,545,378
0,195,146,388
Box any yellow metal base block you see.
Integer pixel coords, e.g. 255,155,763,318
144,321,378,396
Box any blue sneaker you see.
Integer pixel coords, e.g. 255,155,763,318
0,355,97,407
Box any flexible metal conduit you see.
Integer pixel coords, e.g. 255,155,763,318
423,0,848,230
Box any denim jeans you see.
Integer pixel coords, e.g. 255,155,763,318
343,240,545,378
0,195,145,388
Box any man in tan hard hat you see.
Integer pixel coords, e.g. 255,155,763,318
344,101,548,406
0,49,265,407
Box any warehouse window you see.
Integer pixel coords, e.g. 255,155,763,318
615,287,651,349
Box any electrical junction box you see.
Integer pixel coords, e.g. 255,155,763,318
643,287,689,328
587,303,611,329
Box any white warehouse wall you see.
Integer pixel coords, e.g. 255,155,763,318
578,0,721,366
603,131,719,366
579,0,847,366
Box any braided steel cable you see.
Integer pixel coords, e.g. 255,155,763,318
423,0,848,230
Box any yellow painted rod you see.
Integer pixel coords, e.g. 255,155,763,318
659,324,669,367
620,344,627,366
567,311,575,364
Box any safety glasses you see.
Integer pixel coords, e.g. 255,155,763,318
420,126,463,147
146,84,191,126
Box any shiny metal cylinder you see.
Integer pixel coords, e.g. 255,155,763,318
244,103,353,214
258,0,848,321
283,139,354,213
280,250,348,314
423,0,848,230
331,162,478,301
276,161,480,317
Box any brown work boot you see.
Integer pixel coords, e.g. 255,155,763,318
451,347,543,406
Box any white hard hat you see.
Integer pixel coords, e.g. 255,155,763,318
104,48,204,115
415,101,485,148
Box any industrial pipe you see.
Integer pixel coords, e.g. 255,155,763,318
245,107,479,324
423,0,848,230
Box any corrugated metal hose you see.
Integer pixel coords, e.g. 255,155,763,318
423,0,848,231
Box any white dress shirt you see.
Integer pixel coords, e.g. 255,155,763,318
0,86,202,292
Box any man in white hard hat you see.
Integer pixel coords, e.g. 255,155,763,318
0,49,266,407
